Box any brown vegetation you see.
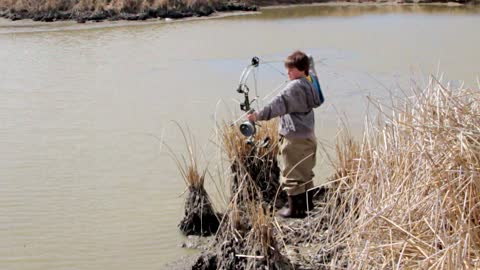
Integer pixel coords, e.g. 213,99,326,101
284,77,480,268
0,0,215,13
171,75,480,269
329,77,480,268
189,119,294,269
0,0,256,22
1,0,478,22
221,120,286,207
170,125,220,236
193,174,293,269
189,77,480,269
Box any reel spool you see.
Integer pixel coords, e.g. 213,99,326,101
239,120,256,137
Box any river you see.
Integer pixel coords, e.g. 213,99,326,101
0,4,479,269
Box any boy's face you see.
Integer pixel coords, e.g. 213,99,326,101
287,67,306,80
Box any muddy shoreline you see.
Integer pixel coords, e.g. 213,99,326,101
0,0,478,23
162,192,334,270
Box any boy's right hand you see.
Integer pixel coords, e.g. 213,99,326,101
247,112,257,122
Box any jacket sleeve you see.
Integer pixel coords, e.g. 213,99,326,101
256,80,308,121
256,92,288,121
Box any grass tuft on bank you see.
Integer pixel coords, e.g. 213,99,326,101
169,124,220,237
0,0,256,22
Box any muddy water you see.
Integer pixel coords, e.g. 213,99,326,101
0,4,479,269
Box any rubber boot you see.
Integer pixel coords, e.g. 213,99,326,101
277,195,294,218
277,194,306,219
296,193,308,216
306,190,315,212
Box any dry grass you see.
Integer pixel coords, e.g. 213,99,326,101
311,77,480,268
0,0,221,12
169,124,221,236
186,119,292,268
181,75,479,268
169,124,206,189
221,123,252,165
221,119,279,165
248,203,274,256
244,202,293,269
206,176,292,269
220,119,283,205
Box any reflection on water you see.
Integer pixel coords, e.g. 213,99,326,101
0,4,479,270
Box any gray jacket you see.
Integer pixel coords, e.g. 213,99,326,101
257,77,321,139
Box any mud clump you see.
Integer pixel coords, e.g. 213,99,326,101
193,197,294,270
179,186,220,236
192,252,217,270
230,154,287,208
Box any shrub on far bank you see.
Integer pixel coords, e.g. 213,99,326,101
0,0,256,22
0,0,222,13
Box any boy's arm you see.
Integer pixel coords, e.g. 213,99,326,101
256,91,289,121
256,81,305,121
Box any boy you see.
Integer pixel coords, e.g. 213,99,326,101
247,50,321,218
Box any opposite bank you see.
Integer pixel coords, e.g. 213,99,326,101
1,0,479,23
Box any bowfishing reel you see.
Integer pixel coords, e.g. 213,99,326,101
241,121,271,148
239,120,256,137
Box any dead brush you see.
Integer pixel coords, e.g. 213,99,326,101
197,178,258,270
72,0,110,12
0,0,95,12
193,173,292,270
71,0,166,13
243,202,293,270
1,0,55,12
287,125,362,269
168,124,220,236
221,119,279,165
107,0,144,13
309,77,480,268
221,119,284,206
221,122,251,166
0,0,199,12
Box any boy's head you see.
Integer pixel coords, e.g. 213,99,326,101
284,50,309,80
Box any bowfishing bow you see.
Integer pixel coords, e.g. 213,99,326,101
233,54,325,146
236,56,260,141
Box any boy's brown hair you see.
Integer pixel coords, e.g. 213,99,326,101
284,50,309,76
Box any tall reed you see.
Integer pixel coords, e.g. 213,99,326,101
311,77,480,268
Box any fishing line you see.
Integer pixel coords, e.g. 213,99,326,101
262,60,287,77
255,57,337,102
252,67,259,110
262,80,288,102
235,56,334,118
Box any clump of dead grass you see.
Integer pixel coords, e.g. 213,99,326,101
194,178,293,270
221,119,285,206
243,202,293,269
191,119,293,269
310,77,480,268
170,125,220,236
